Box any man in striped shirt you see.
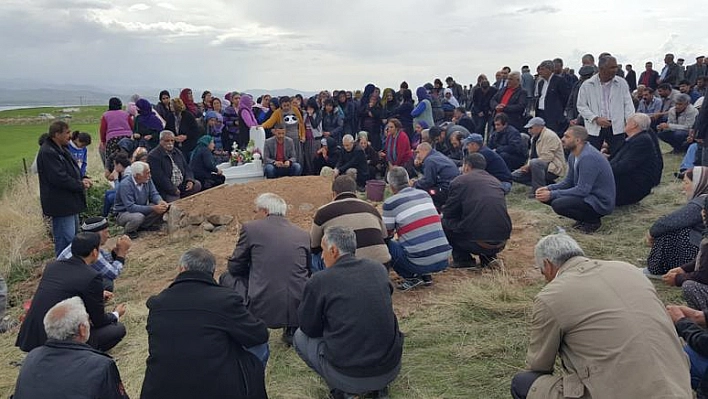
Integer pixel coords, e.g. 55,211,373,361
383,167,451,291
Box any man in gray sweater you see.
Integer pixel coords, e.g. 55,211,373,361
114,161,169,239
535,126,616,233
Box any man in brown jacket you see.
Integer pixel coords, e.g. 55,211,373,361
511,117,567,198
512,233,692,399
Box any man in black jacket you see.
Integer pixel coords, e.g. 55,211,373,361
534,60,571,135
141,248,269,399
295,226,403,399
488,113,528,170
16,233,127,353
667,304,708,398
147,130,201,202
37,121,91,256
334,134,368,189
12,296,129,399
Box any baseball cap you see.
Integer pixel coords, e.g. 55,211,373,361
524,117,546,128
462,133,484,146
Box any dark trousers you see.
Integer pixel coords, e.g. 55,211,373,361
511,371,549,399
545,196,603,224
445,230,506,265
429,187,448,212
587,127,625,156
658,129,689,152
88,321,126,352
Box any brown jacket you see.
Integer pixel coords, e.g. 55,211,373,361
527,127,567,177
526,257,691,399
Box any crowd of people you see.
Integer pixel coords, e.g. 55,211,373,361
5,50,708,398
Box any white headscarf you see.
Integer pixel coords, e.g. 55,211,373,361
444,88,460,108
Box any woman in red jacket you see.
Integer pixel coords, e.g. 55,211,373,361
381,118,415,177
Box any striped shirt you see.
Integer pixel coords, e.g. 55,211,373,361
58,245,124,281
382,187,451,267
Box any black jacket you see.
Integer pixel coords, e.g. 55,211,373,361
141,270,269,399
16,257,117,352
536,75,571,133
13,339,128,399
490,87,529,130
189,146,218,184
610,130,662,206
298,255,403,378
675,317,708,395
488,125,526,161
336,144,369,185
36,139,86,217
147,145,195,199
470,86,498,115
166,111,200,156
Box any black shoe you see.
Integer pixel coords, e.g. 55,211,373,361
368,386,390,399
479,254,496,268
281,327,296,346
421,274,433,286
126,231,139,240
576,222,601,234
329,389,358,399
397,277,425,291
450,257,477,268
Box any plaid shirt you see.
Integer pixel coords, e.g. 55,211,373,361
58,245,124,281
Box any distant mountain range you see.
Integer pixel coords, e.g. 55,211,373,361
0,80,318,107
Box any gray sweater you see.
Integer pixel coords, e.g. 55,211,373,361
114,176,163,215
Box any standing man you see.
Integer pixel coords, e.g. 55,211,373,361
147,130,201,202
222,193,309,346
511,233,692,399
521,65,536,115
511,117,567,198
686,56,707,86
625,64,637,92
38,121,91,256
535,60,571,135
412,142,460,210
639,61,660,90
141,248,269,399
295,226,403,399
576,55,635,155
660,53,681,87
535,126,615,233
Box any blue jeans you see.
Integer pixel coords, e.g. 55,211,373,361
52,214,79,257
264,162,302,178
246,343,270,368
386,240,448,278
685,345,708,390
311,252,326,274
658,129,689,152
682,143,698,171
103,189,116,217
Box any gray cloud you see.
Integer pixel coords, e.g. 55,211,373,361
516,5,561,14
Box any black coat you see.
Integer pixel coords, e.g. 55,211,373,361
147,145,195,199
166,111,200,156
536,75,571,133
140,270,269,399
16,257,117,352
490,87,528,130
189,146,218,183
336,144,369,186
36,139,86,217
13,339,128,399
609,130,662,206
625,70,637,91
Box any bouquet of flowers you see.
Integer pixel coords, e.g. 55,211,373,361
230,140,261,166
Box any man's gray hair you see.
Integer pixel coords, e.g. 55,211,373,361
131,161,149,176
509,71,521,80
255,193,287,216
342,134,354,143
43,296,89,341
323,226,357,256
539,60,555,71
416,142,432,152
629,113,651,131
179,247,216,274
387,166,410,192
676,93,691,105
534,233,585,271
598,55,617,68
159,130,175,140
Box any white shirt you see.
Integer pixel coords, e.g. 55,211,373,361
538,77,551,110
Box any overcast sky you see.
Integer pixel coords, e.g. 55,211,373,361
2,0,706,94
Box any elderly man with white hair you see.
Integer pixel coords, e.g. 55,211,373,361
511,233,692,399
334,134,369,189
12,297,129,399
609,113,663,206
114,160,169,239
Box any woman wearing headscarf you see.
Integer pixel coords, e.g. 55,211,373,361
134,98,164,150
100,97,134,171
392,89,415,140
358,88,383,151
260,97,279,137
381,118,415,177
199,91,213,115
189,135,225,189
166,98,200,157
411,87,434,129
646,166,708,277
303,97,323,175
155,90,171,122
314,136,341,175
179,88,202,118
380,88,397,122
223,91,241,151
237,94,259,149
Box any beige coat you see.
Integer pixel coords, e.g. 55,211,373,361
528,127,567,177
526,257,692,399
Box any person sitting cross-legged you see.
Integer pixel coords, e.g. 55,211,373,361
511,233,692,399
295,226,403,399
12,297,129,399
442,153,512,268
535,126,615,234
263,122,303,178
511,117,567,198
383,166,451,290
114,161,169,239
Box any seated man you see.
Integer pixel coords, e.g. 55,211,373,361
667,305,708,397
512,233,692,399
488,113,527,170
679,79,701,104
114,161,169,239
142,248,269,399
511,117,567,198
12,297,129,399
452,106,476,133
147,130,202,202
535,126,615,233
383,167,451,290
295,226,403,399
58,217,132,291
463,133,513,193
657,93,699,153
222,193,309,346
412,142,460,210
427,126,452,156
636,87,662,115
310,176,390,273
263,122,302,178
447,131,465,166
16,233,127,353
610,113,663,206
334,134,369,189
443,153,512,268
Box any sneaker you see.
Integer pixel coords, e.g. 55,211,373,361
397,277,425,291
643,267,664,280
421,274,433,286
575,222,601,234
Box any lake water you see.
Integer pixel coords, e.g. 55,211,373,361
0,105,82,112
